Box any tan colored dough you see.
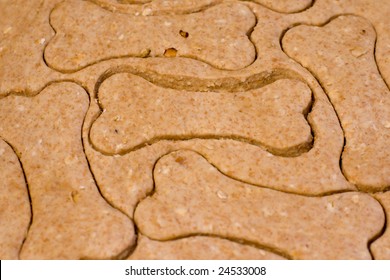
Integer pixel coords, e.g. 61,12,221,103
45,0,256,72
297,0,390,94
84,1,355,218
0,0,63,96
0,0,389,260
135,150,384,259
108,0,218,14
282,15,390,191
91,74,312,156
129,234,286,260
93,0,313,14
0,139,31,260
0,82,134,259
141,0,223,15
254,0,312,13
371,191,390,259
88,138,355,219
87,88,353,217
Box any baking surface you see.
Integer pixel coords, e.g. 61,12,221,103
0,0,389,259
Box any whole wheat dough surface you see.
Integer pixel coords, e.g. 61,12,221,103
0,139,30,259
0,82,134,259
0,0,389,260
130,234,286,260
135,150,384,260
283,15,390,191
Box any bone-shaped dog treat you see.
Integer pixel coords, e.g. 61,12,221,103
90,74,312,156
135,150,384,259
45,0,256,72
0,82,134,259
282,15,390,191
0,140,31,259
129,234,285,259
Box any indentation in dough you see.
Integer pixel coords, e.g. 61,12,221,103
45,0,256,72
0,140,31,260
135,150,384,259
129,234,286,259
282,15,390,191
90,73,313,156
371,191,390,259
250,0,313,13
95,0,313,14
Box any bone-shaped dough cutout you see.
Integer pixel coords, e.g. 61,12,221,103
129,234,285,259
95,0,313,14
0,139,31,259
90,74,313,156
135,150,384,259
45,0,256,72
282,15,390,191
0,82,134,259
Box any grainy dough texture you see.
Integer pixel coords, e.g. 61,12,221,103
283,15,390,191
0,0,389,260
135,150,384,260
0,83,134,259
91,74,313,156
0,140,30,259
130,234,286,260
45,0,256,71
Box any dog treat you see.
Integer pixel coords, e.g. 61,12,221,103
305,0,390,90
130,234,286,260
0,83,134,259
283,15,390,191
0,140,31,260
135,150,384,259
90,74,312,156
0,0,389,260
45,0,256,72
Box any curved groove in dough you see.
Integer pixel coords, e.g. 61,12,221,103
371,192,390,259
0,139,31,260
90,0,314,15
129,234,287,259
